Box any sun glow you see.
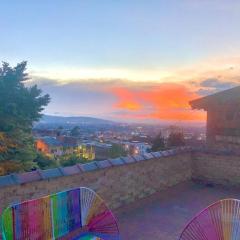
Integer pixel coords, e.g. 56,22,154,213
32,67,172,83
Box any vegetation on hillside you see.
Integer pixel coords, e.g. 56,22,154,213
151,132,165,151
151,127,185,152
59,154,88,167
167,132,185,147
70,126,81,137
33,153,57,170
109,144,127,158
167,126,185,147
0,62,50,175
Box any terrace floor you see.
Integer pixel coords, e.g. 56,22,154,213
115,181,240,240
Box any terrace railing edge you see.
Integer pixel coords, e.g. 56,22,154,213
0,147,192,188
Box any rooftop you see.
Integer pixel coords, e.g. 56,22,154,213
39,136,62,147
116,182,240,240
190,85,240,110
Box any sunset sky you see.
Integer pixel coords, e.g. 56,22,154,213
1,1,240,123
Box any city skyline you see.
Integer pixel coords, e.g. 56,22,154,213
1,1,240,122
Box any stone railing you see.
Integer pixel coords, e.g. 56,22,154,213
0,147,192,188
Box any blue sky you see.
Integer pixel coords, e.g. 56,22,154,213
1,1,240,121
2,0,240,68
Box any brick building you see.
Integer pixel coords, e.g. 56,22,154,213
190,86,240,149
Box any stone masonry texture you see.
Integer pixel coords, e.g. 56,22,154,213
192,152,240,186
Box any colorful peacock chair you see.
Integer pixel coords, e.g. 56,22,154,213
179,198,240,240
1,187,120,240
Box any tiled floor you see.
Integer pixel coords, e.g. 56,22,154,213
115,182,240,240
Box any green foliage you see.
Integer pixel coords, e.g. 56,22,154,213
0,132,15,160
0,62,50,173
59,154,88,167
34,153,57,170
168,132,185,147
70,126,80,137
109,144,127,158
0,160,22,176
56,126,64,136
151,132,166,151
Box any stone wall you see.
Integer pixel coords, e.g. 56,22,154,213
192,150,240,186
0,149,192,218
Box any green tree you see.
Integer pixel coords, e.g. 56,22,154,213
56,126,64,136
0,62,50,174
70,126,80,137
34,153,57,170
109,144,127,158
168,132,185,147
59,154,87,167
151,132,165,151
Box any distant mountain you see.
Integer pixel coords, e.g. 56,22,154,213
38,115,115,125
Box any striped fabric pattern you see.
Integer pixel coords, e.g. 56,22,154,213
1,188,120,240
179,199,240,240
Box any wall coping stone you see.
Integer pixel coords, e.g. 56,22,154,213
142,153,155,160
95,160,112,169
78,162,99,172
60,165,81,176
15,171,42,184
171,149,179,154
109,157,125,166
132,154,145,161
121,156,136,164
151,151,163,158
162,150,174,157
165,150,175,156
0,174,17,187
41,168,63,179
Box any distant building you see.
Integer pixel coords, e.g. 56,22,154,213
93,143,112,160
110,140,151,155
79,144,95,160
35,136,95,160
35,137,63,157
190,86,240,149
123,141,151,155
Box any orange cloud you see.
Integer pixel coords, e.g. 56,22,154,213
110,83,206,121
149,110,206,121
111,87,142,111
139,83,198,108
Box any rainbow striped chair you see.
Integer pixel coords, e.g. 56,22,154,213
179,199,240,240
1,187,120,240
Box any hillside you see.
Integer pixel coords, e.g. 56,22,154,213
38,115,114,125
